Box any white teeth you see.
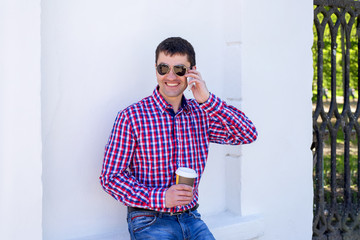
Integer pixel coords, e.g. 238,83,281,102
167,83,178,86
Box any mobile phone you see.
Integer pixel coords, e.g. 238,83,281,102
187,77,195,91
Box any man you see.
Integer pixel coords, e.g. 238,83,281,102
100,37,257,239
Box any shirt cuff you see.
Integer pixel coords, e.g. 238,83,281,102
148,188,167,209
200,92,224,116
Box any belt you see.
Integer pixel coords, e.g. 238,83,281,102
128,204,199,216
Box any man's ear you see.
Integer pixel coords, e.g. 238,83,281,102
191,66,197,70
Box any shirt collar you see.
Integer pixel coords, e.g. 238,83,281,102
152,86,190,114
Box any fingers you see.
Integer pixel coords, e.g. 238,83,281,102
173,184,193,192
185,69,209,104
165,184,194,208
173,184,193,198
186,74,203,91
174,191,193,206
186,69,203,84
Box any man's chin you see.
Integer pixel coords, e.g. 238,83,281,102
160,88,186,98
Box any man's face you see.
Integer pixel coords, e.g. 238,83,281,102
156,52,191,103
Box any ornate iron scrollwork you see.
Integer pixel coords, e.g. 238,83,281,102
313,0,360,239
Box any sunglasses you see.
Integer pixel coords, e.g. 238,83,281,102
156,63,190,77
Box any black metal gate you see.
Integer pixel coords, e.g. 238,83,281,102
313,0,360,239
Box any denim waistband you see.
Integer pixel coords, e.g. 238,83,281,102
127,204,199,216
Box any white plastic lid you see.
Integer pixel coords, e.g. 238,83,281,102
175,167,197,178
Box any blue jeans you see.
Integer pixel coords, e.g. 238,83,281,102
127,209,215,240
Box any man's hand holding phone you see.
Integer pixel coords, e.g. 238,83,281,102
186,68,210,104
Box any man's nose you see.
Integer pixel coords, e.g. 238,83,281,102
167,69,177,80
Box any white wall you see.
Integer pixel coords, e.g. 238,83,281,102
240,0,314,239
0,0,42,239
41,0,232,239
0,0,313,239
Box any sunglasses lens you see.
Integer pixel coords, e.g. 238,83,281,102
157,64,169,75
173,65,187,76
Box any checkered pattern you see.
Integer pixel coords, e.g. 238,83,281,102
100,88,257,213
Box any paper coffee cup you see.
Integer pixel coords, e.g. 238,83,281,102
175,167,197,187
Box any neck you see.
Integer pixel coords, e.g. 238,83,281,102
163,95,182,113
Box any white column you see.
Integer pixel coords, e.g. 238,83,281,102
0,1,42,239
240,0,314,239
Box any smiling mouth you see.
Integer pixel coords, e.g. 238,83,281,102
166,82,180,87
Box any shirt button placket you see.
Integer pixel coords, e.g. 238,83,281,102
174,115,180,170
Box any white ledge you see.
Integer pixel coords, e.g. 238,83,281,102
203,211,265,240
69,211,264,240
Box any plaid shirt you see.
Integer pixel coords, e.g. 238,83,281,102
100,88,257,213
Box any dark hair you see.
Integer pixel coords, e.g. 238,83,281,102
155,37,196,68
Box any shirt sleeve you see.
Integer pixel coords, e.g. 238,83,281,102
99,111,167,209
200,93,258,145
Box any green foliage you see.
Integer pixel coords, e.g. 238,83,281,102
312,4,360,210
319,125,359,203
312,10,359,102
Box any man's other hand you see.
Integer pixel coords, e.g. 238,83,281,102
165,184,193,208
